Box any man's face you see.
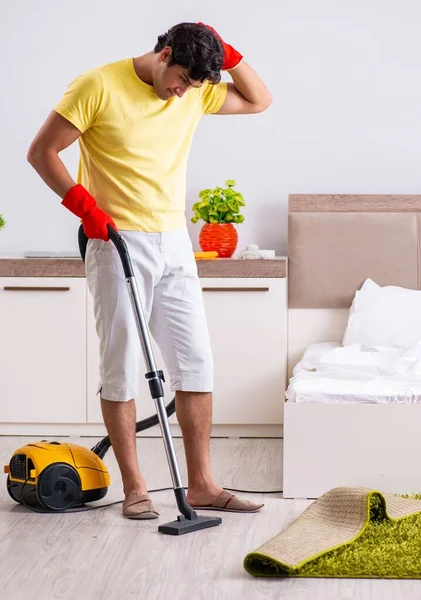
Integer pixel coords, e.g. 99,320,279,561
153,48,203,101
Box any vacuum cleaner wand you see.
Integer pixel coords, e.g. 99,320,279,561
79,225,177,462
86,225,222,535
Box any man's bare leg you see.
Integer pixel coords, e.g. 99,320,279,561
175,391,223,505
101,398,148,498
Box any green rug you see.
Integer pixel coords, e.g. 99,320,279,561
244,487,421,579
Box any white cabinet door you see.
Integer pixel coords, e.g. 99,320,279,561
86,290,176,424
86,277,286,426
0,277,86,423
201,278,286,425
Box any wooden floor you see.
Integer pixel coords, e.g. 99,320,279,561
1,435,421,600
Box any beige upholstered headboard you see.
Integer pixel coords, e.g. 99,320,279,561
287,194,421,376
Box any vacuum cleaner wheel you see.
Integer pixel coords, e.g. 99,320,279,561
36,463,82,511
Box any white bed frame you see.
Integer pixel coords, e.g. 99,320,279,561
283,402,421,498
283,195,421,499
283,309,421,498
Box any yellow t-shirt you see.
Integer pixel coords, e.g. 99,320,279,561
54,58,227,232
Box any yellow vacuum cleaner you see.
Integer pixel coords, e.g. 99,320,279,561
4,225,222,536
5,440,110,510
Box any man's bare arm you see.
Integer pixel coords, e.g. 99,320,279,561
27,111,82,198
216,62,272,115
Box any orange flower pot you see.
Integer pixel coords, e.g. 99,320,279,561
199,223,238,258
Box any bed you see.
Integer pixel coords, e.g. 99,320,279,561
283,194,421,498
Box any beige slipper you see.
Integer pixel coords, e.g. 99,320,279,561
191,489,264,513
122,492,160,519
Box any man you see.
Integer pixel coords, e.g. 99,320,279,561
28,22,272,519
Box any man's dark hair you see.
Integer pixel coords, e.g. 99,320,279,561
154,22,223,84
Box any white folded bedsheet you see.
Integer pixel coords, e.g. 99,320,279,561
286,341,421,404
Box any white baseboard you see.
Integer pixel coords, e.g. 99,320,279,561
0,423,283,439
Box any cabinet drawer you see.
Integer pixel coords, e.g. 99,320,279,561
0,278,87,423
86,276,287,426
201,278,287,425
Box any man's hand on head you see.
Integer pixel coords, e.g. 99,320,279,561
198,23,243,71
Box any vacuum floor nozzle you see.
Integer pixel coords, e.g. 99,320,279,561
158,514,222,535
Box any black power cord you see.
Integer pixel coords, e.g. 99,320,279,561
17,478,282,514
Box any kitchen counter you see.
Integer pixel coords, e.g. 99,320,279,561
0,257,287,278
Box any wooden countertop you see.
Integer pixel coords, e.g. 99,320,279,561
0,257,287,278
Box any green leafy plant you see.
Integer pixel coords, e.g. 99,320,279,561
191,179,245,224
0,213,5,231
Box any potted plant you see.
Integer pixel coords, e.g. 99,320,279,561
191,180,245,258
0,213,5,232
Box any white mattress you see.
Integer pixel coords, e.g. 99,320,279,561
286,342,421,404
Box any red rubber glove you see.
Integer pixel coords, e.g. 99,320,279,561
61,184,117,241
198,23,243,70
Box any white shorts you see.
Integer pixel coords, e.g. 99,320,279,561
85,226,213,401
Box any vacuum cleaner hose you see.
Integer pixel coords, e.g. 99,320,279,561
78,225,176,459
90,397,176,459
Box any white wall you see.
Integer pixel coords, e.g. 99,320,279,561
1,0,421,257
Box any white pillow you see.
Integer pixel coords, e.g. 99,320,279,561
343,279,421,348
